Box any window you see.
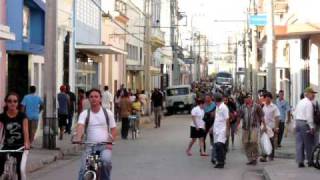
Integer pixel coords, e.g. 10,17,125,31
166,88,189,96
127,43,139,61
115,0,127,16
301,38,310,60
23,6,30,39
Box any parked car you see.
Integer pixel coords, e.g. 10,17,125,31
165,85,196,114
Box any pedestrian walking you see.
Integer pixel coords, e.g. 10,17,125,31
203,94,216,153
119,91,132,139
66,84,76,134
102,86,113,110
114,92,121,122
151,88,163,128
0,92,30,180
73,88,117,180
57,85,69,140
21,86,43,144
294,87,317,168
260,92,280,162
139,90,147,115
238,93,266,165
276,90,291,147
224,95,238,150
211,93,229,169
186,98,208,157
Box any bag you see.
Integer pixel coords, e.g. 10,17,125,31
313,102,320,126
260,132,272,155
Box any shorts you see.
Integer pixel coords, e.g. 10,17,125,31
58,114,68,128
28,120,39,135
190,126,205,139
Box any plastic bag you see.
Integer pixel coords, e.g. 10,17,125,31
260,132,272,155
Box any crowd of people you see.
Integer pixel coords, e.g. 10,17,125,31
186,84,320,169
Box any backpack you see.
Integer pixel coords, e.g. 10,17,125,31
85,108,110,133
313,101,320,126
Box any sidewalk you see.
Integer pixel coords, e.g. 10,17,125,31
263,132,320,180
27,115,153,173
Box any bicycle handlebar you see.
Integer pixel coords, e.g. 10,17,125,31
72,141,114,145
0,146,25,153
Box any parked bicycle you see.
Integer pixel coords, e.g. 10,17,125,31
73,142,113,180
0,146,25,180
312,144,320,169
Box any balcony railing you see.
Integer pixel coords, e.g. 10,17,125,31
151,28,165,41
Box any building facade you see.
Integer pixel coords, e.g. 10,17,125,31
6,0,45,98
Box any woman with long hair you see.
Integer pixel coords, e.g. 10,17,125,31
0,92,30,180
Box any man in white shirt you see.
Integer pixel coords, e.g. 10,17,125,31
211,93,229,169
261,92,280,162
102,86,113,110
74,88,117,180
294,87,316,168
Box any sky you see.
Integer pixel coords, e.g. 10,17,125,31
179,0,248,45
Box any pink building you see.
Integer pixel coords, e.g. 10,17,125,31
0,0,15,110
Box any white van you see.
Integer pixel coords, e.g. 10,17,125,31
165,85,196,114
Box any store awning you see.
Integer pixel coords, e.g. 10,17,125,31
76,44,127,55
150,66,161,76
0,25,15,40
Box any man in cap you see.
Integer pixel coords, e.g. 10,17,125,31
238,93,267,165
294,87,317,167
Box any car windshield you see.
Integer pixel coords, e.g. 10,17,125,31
166,88,189,96
216,77,232,84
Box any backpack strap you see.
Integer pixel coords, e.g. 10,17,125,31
102,108,110,132
85,109,90,134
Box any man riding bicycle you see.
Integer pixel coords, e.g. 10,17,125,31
73,88,117,180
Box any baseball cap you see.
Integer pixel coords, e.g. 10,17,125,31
304,87,317,94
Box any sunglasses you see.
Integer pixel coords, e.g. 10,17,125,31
7,99,18,103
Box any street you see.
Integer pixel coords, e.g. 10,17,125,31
28,114,275,180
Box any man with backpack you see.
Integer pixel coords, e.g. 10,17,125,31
73,88,117,180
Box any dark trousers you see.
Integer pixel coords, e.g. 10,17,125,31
214,142,226,165
121,117,129,139
66,112,74,133
0,151,23,180
278,122,285,146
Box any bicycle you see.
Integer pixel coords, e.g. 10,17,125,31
311,143,320,169
0,146,25,180
128,115,138,140
74,142,113,180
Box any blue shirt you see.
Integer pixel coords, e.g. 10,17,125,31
57,93,69,115
21,94,43,120
205,102,216,113
276,98,290,122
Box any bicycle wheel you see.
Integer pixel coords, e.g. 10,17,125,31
312,144,320,169
84,170,97,180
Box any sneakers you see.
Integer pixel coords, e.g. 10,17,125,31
214,164,224,169
298,163,305,168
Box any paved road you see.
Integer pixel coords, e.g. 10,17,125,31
29,115,269,180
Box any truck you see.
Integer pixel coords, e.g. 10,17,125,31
165,85,196,115
213,72,233,95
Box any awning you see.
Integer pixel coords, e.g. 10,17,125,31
127,65,144,71
150,66,161,76
275,23,320,39
76,44,127,55
0,25,15,40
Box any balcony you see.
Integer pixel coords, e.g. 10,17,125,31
115,0,129,23
0,24,15,40
151,28,165,50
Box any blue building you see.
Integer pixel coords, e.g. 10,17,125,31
6,0,45,97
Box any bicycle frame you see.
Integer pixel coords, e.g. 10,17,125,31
0,146,25,180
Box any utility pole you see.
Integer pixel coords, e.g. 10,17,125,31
43,0,57,149
171,0,180,85
144,0,152,114
266,0,276,97
251,0,258,100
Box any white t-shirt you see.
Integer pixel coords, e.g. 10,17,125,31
263,103,280,129
102,91,113,109
190,106,205,129
78,107,117,143
213,103,229,143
